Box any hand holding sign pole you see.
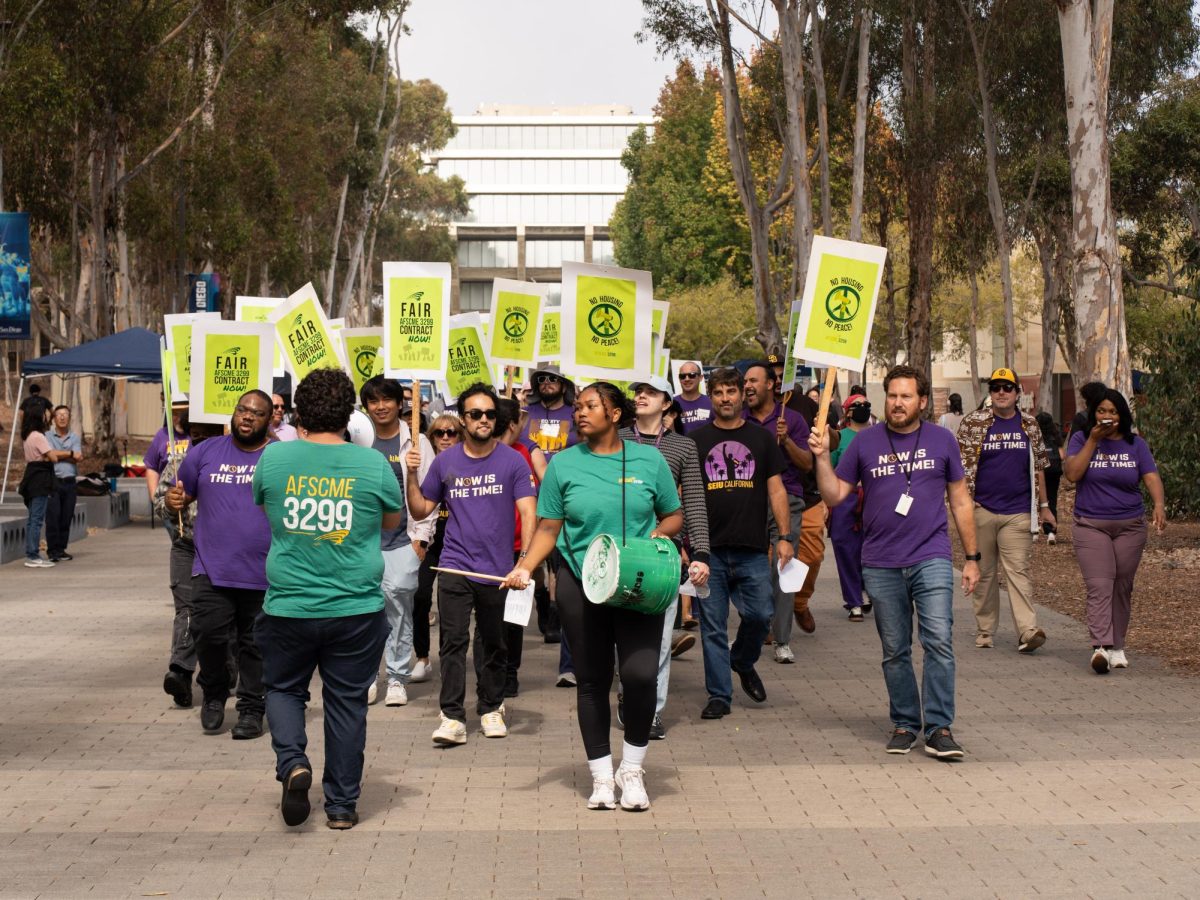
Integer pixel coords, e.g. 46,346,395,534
791,236,887,437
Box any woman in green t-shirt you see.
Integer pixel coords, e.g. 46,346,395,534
506,382,683,813
252,368,403,831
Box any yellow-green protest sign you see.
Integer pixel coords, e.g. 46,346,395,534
382,261,450,380
268,283,346,380
780,300,804,391
341,327,384,395
488,278,546,367
561,261,652,381
442,313,493,402
538,308,560,360
164,312,219,401
655,347,671,379
235,296,285,377
793,236,887,371
187,320,274,425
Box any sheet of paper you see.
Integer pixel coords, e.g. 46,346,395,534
777,558,811,593
503,585,534,626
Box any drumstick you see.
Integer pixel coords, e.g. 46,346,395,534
432,566,507,584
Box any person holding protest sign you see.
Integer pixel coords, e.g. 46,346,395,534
690,367,794,720
252,368,402,830
620,375,710,739
406,384,537,745
167,390,274,740
144,401,191,503
809,365,979,760
742,361,822,660
360,375,438,707
1064,388,1166,673
502,381,682,811
673,362,712,434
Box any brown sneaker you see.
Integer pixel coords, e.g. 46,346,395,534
794,606,816,634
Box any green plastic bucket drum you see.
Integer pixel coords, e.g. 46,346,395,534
581,534,681,615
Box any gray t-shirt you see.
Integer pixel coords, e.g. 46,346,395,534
372,432,411,552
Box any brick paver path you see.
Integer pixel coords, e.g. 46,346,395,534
2,525,1199,898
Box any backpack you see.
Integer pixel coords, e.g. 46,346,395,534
76,473,111,496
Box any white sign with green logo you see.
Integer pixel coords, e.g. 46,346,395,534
234,296,285,377
340,327,384,397
268,282,348,380
164,312,220,401
560,261,653,382
792,236,887,371
187,319,275,425
382,261,450,380
780,300,804,392
441,312,494,403
487,278,546,368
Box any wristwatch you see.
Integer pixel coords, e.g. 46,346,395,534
779,532,797,543
1038,502,1050,509
964,552,982,562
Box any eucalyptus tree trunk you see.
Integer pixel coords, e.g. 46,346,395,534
709,0,783,353
1034,226,1061,413
847,3,873,386
808,0,833,236
1055,0,1131,397
959,1,1016,368
967,267,983,410
776,0,815,302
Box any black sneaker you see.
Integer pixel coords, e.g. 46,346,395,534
280,765,312,826
56,552,73,561
163,669,193,708
700,699,730,719
230,713,265,740
924,728,965,760
885,728,917,754
734,666,766,703
200,697,226,733
648,714,666,740
504,676,520,698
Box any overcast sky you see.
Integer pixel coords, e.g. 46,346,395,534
399,0,683,115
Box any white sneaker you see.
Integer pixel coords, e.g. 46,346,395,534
774,644,795,664
1091,647,1110,674
1110,649,1128,668
24,558,55,568
367,680,379,705
1047,532,1057,545
432,715,466,745
385,681,408,706
587,778,616,810
481,709,507,738
411,659,432,682
556,672,576,687
615,765,650,811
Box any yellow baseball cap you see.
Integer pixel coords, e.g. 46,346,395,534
988,367,1019,386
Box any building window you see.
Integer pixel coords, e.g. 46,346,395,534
460,282,490,312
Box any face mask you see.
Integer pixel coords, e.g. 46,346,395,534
849,405,872,424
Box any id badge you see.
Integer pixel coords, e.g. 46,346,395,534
895,493,913,516
541,420,561,439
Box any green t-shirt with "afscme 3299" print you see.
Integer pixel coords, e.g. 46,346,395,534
252,440,403,618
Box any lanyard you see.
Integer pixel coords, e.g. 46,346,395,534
634,425,665,449
884,421,924,495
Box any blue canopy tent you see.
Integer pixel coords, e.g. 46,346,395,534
2,328,164,502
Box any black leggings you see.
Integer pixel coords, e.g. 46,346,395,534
555,565,665,759
413,549,440,659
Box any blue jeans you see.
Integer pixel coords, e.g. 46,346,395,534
862,558,956,736
25,495,49,560
258,609,387,816
381,544,420,683
697,548,774,705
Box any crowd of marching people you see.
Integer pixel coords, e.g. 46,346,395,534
113,358,1167,829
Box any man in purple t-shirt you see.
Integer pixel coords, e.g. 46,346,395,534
810,365,979,761
674,361,713,434
168,390,274,740
407,384,537,746
955,367,1055,653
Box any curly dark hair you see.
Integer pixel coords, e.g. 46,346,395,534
579,381,635,428
293,368,357,434
456,382,499,416
883,364,930,398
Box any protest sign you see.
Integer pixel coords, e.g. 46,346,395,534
670,358,705,395
537,307,560,362
382,261,450,380
488,278,546,368
164,312,220,401
235,296,285,377
340,327,384,396
655,347,671,379
561,261,652,381
780,300,804,392
187,319,274,425
441,313,493,402
792,236,887,432
268,283,346,380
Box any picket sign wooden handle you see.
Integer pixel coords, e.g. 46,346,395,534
815,366,839,437
411,379,421,439
433,566,506,584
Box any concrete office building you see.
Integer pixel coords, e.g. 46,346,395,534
429,104,655,311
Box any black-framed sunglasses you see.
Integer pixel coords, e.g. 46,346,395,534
679,371,700,380
536,374,560,384
989,383,1017,394
272,404,286,410
431,428,458,438
463,409,498,421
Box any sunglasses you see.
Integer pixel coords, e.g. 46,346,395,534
536,374,560,384
463,409,497,421
431,428,458,438
679,371,700,380
272,404,285,410
989,383,1017,394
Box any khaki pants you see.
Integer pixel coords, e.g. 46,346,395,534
973,507,1039,643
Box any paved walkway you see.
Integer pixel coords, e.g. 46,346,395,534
2,524,1199,899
